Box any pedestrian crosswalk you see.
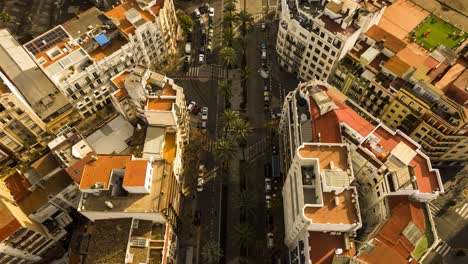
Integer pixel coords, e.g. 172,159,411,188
244,137,269,161
428,202,442,217
200,133,215,153
455,202,468,220
433,240,452,257
210,64,226,80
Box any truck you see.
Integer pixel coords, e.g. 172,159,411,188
185,42,191,55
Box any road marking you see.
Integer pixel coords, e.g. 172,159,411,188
428,202,442,217
434,240,452,257
455,202,468,219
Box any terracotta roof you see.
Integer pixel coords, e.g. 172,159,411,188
378,0,429,39
366,25,407,53
162,133,176,164
298,144,349,172
359,196,425,264
151,0,165,16
105,0,154,35
3,172,31,202
147,98,174,111
383,56,411,77
31,152,61,178
111,71,130,100
80,155,132,190
396,46,428,68
308,232,352,264
66,152,97,183
436,64,466,91
122,160,149,187
0,201,22,241
304,189,359,225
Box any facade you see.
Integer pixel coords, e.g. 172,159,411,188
279,80,443,263
275,0,385,81
22,0,178,118
331,23,468,166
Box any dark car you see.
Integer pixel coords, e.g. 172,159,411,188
186,32,192,42
266,212,273,229
199,45,205,54
264,163,272,179
194,210,201,225
201,27,206,36
199,3,210,14
192,105,201,115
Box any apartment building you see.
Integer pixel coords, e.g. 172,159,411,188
0,29,79,133
0,71,48,163
279,80,443,263
275,0,385,81
110,66,190,180
22,0,178,118
77,154,180,263
331,23,468,166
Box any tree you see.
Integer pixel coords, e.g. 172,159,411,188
236,10,254,37
201,241,223,264
219,47,236,79
222,25,235,47
223,2,237,14
222,109,240,136
231,118,252,158
232,223,255,251
240,65,251,86
234,190,256,218
218,80,232,107
214,138,236,170
176,10,193,33
0,12,11,23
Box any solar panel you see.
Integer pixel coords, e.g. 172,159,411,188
25,27,69,55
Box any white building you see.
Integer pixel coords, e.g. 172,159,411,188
275,0,385,81
278,80,443,263
22,0,178,118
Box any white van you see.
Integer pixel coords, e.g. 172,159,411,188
185,43,191,54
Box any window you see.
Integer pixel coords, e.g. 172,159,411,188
401,95,406,101
328,58,333,64
74,83,81,89
331,50,336,56
324,46,330,52
390,109,396,113
306,52,311,57
415,133,422,138
321,53,327,60
314,48,320,54
421,127,427,132
312,56,318,61
397,114,403,119
327,37,332,43
409,102,414,107
317,40,323,46
320,32,325,38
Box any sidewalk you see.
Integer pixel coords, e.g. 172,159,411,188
229,69,242,110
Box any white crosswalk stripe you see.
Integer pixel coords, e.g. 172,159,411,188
428,202,442,217
455,202,468,219
210,64,226,80
244,137,269,161
434,240,452,257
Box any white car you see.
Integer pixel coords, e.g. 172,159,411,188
265,178,272,192
197,177,204,192
201,121,207,133
199,54,205,64
201,107,208,120
187,101,196,112
265,195,272,208
258,69,269,79
209,7,215,17
198,164,206,177
267,232,274,248
194,8,201,18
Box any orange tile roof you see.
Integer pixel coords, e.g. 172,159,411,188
162,133,176,164
80,155,132,190
298,145,349,172
396,46,428,68
147,98,174,111
112,71,130,100
105,0,154,35
359,196,425,264
0,200,21,241
409,154,440,193
383,56,411,77
162,83,177,96
308,232,351,264
366,25,407,53
3,172,31,202
310,92,375,143
304,189,359,225
436,64,466,91
378,0,429,40
123,160,149,187
151,0,165,16
66,152,97,183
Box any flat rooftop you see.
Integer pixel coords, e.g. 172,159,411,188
80,155,132,190
88,36,128,61
162,133,176,164
378,0,429,39
62,7,109,39
147,98,174,111
308,231,351,264
105,0,154,36
298,144,349,173
80,160,170,213
304,189,359,225
111,71,130,100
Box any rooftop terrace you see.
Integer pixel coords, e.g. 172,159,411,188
304,189,359,225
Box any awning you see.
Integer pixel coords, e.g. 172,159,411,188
94,33,110,46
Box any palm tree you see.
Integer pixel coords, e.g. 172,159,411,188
232,223,255,255
240,65,251,86
0,12,11,23
201,241,223,264
219,46,236,79
236,10,254,37
214,138,236,170
222,109,240,136
218,80,232,107
222,26,235,47
231,118,252,158
234,190,256,219
223,2,237,14
222,10,236,28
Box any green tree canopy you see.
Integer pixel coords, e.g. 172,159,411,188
176,10,193,33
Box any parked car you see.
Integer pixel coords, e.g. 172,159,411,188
271,112,281,119
267,232,274,248
183,56,190,71
185,43,191,54
187,32,192,42
207,44,212,52
209,28,214,37
261,50,267,60
264,163,272,178
192,105,201,115
199,54,205,64
261,42,267,50
194,210,201,225
201,27,206,36
201,121,207,133
264,91,270,103
265,195,272,208
187,101,196,112
194,8,201,18
265,178,272,192
198,164,206,177
199,3,209,14
258,69,269,79
266,213,273,229
200,45,205,54
261,23,267,30
201,107,208,120
209,7,215,17
199,19,204,27
197,177,204,192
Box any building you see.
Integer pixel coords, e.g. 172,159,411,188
278,80,443,263
0,29,79,133
22,0,178,118
331,22,468,166
110,67,190,180
275,0,386,81
0,70,48,164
